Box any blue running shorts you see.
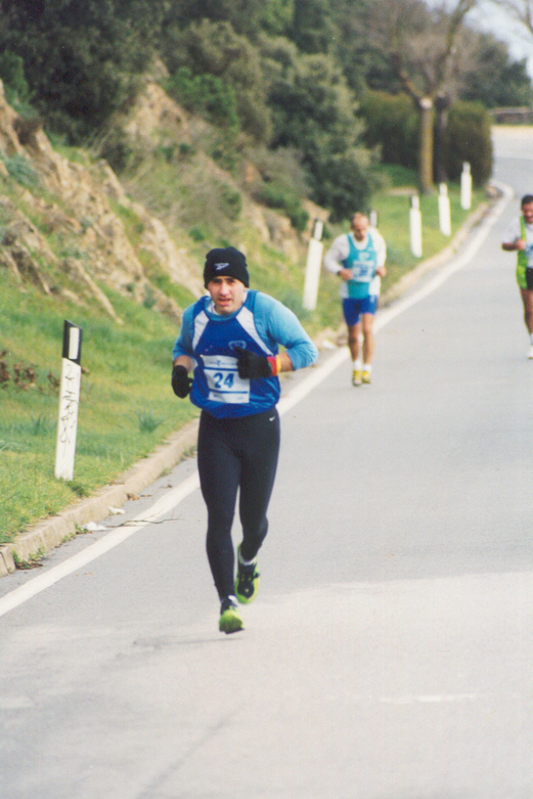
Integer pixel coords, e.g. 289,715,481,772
342,296,378,326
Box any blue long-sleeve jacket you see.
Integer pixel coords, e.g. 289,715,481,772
172,290,318,418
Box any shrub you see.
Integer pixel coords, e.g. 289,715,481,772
358,92,493,188
310,150,375,224
442,101,493,187
0,2,166,142
160,20,271,142
163,67,240,131
98,128,136,172
0,51,31,105
256,184,309,232
136,410,164,433
3,154,39,188
263,46,373,221
217,182,242,221
189,226,208,242
358,90,418,170
248,145,310,201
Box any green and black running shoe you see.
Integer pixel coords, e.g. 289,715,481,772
235,546,260,604
219,596,244,634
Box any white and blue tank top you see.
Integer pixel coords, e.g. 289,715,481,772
342,233,378,299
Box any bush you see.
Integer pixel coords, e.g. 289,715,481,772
247,145,310,201
263,44,373,220
358,92,493,188
98,128,136,172
358,90,418,170
163,67,240,131
160,19,272,142
3,154,39,189
0,51,31,105
442,101,493,187
0,1,167,142
217,181,243,221
311,150,375,224
256,184,309,232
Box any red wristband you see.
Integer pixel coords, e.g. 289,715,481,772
266,355,281,376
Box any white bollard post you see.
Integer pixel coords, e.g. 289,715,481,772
460,162,472,210
409,195,422,258
438,183,451,237
303,218,324,311
369,209,378,228
55,320,83,481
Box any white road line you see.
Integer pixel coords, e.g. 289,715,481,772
0,184,513,618
378,693,482,705
0,472,200,618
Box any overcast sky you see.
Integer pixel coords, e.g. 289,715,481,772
466,1,533,77
429,0,533,78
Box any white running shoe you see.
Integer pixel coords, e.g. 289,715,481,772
528,345,533,360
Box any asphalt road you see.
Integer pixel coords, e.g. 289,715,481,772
1,127,533,799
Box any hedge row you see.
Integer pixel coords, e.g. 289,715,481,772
358,91,493,187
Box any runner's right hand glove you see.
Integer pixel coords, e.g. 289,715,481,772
171,364,193,398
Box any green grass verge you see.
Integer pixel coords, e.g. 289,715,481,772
373,178,486,295
0,283,198,544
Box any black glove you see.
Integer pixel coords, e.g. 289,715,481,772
234,346,273,379
171,364,193,398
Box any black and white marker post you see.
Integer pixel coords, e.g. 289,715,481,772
55,320,83,481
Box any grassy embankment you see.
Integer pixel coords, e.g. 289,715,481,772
0,162,485,545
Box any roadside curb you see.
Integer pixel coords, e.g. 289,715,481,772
0,190,502,578
0,419,199,577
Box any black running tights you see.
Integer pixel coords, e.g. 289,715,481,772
197,408,280,600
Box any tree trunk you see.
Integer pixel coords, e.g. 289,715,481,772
434,93,449,184
419,97,434,194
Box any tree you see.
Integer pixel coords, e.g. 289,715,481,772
158,0,294,40
442,101,493,186
160,19,272,142
491,0,533,34
461,31,533,107
361,0,479,193
0,0,169,140
261,37,375,219
288,0,337,54
0,51,31,105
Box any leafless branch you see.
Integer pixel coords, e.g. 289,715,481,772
490,0,533,34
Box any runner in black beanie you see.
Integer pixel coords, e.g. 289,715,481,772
203,247,250,288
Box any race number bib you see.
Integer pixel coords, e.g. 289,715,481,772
351,253,375,282
203,355,250,404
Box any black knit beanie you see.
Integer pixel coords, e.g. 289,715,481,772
203,247,250,288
